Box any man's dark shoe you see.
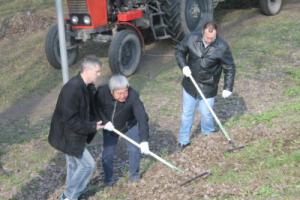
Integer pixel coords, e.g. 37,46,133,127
104,181,114,187
177,143,191,151
60,193,71,200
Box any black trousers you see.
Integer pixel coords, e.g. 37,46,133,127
101,125,141,184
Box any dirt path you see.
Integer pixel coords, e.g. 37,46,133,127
3,0,299,123
2,0,300,199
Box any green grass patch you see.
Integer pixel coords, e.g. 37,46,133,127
0,118,43,145
209,138,300,198
0,31,65,112
226,100,300,128
283,67,300,96
224,9,300,76
284,86,300,97
0,30,81,112
0,136,57,195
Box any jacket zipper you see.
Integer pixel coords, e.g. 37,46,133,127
111,101,117,124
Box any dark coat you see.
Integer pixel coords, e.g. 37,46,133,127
95,85,149,142
175,32,236,98
48,74,97,158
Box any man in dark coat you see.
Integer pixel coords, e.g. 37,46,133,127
175,21,236,150
95,75,150,186
48,55,103,200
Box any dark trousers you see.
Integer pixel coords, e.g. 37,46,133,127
102,125,140,184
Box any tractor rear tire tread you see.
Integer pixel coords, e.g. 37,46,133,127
161,0,213,42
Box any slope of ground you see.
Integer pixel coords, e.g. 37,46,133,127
0,0,300,200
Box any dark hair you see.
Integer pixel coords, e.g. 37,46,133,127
202,21,218,33
80,55,102,71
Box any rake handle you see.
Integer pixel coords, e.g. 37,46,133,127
112,128,184,173
188,75,232,142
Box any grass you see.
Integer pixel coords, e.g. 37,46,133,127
225,99,300,129
0,0,54,20
209,138,300,199
0,29,82,112
0,128,57,197
225,11,300,76
1,1,300,199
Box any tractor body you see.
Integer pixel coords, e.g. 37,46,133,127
45,0,283,76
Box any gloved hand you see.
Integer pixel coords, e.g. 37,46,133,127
222,90,232,98
182,66,192,77
104,121,115,131
140,142,150,155
96,121,103,131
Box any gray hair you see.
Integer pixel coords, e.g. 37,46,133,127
109,75,129,92
80,55,102,71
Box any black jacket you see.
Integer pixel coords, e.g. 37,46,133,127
48,75,97,158
95,85,149,142
175,32,236,98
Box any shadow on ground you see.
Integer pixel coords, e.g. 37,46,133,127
8,122,177,200
80,122,177,199
10,153,65,200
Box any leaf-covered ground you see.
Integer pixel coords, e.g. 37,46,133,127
1,1,300,200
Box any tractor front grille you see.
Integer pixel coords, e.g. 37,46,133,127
67,0,88,14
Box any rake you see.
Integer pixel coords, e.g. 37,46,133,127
188,74,245,152
111,128,211,185
112,128,184,173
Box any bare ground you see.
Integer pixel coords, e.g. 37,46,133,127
1,1,300,200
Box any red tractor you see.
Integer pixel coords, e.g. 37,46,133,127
45,0,282,76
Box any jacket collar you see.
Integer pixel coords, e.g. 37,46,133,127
76,73,89,93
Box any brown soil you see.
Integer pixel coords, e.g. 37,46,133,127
0,12,55,40
2,1,300,200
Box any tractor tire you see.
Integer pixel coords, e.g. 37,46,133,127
108,29,141,76
45,25,78,69
161,0,213,42
259,0,282,16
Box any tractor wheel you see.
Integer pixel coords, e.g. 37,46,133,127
259,0,282,16
108,29,141,76
45,25,78,69
161,0,213,42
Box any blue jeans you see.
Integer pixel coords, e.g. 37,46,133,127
178,89,215,145
102,125,141,184
64,148,96,200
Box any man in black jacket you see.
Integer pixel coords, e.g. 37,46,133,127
95,75,150,186
48,55,103,200
175,21,236,150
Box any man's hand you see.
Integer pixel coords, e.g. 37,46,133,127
140,142,150,155
96,121,104,130
182,66,192,77
104,121,115,131
222,90,232,98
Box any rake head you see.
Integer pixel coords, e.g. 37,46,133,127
180,171,211,186
226,140,245,152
